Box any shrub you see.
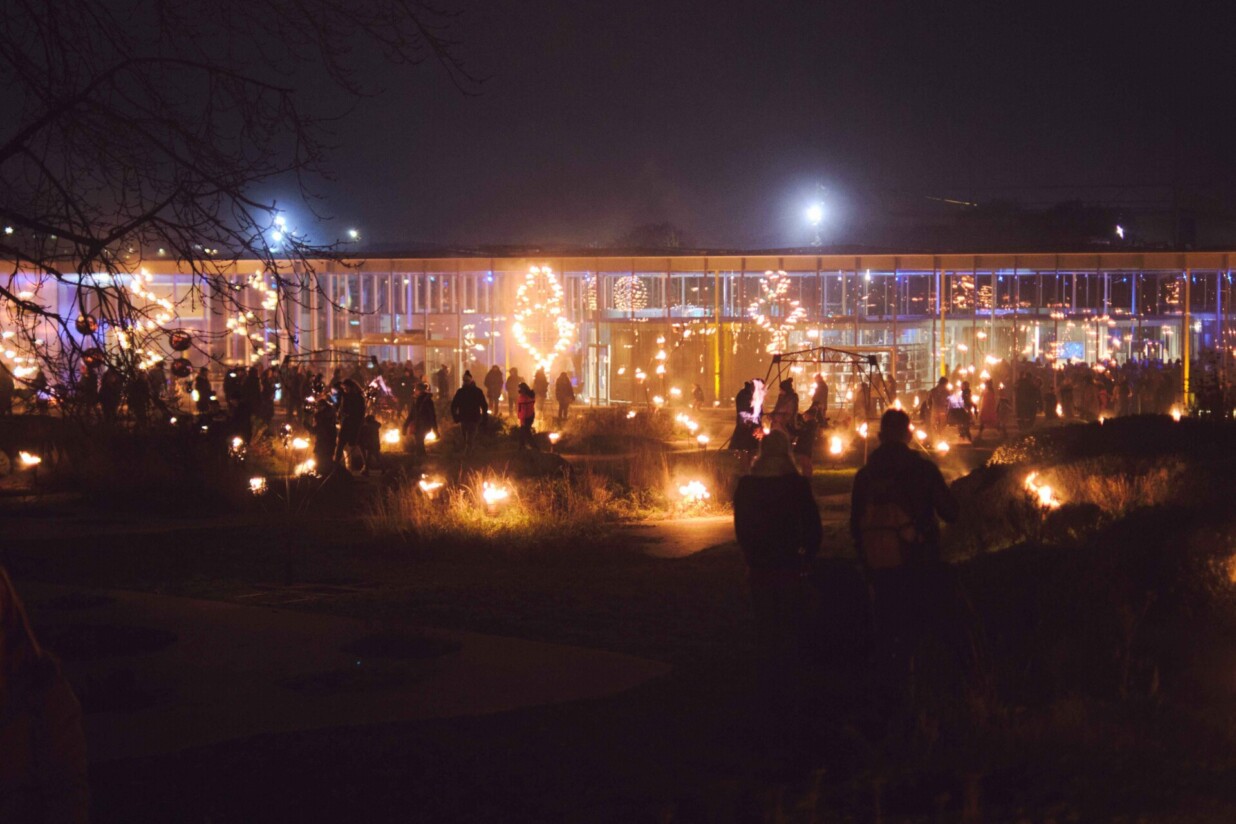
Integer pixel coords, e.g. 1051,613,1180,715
365,469,625,553
961,510,1236,705
559,407,674,454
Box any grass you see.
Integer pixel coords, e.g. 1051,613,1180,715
14,413,1236,819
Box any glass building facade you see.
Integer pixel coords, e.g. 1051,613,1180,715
9,250,1235,405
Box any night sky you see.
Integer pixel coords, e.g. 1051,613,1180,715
286,1,1236,249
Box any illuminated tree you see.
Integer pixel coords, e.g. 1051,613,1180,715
747,270,807,354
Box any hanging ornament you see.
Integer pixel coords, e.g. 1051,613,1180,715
612,275,648,311
82,347,105,367
75,314,98,335
169,329,192,351
747,270,807,354
511,265,576,372
170,357,193,378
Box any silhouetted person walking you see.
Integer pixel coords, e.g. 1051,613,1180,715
484,365,504,414
734,429,822,715
532,367,549,418
504,368,521,416
312,400,337,473
516,382,537,450
450,370,488,454
553,371,574,424
334,379,365,468
851,409,961,706
403,383,438,459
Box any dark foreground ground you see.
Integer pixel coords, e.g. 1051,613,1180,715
7,418,1236,821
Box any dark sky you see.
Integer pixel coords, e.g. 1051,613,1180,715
291,0,1236,248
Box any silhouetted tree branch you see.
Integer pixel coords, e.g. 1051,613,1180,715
0,0,474,398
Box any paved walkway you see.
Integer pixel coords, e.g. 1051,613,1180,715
625,515,735,559
22,583,672,764
627,493,851,560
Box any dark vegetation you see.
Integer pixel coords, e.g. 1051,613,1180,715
6,414,1236,819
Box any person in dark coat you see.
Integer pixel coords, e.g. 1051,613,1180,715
532,367,549,417
0,566,90,823
126,370,151,426
769,378,799,434
403,383,438,459
483,365,504,414
334,379,366,468
504,368,521,416
394,368,416,418
434,365,451,415
358,414,382,475
729,380,761,458
449,370,488,454
809,374,829,421
312,400,337,472
733,429,822,710
851,409,962,697
258,368,277,427
1014,371,1040,431
553,371,574,424
99,368,124,423
222,368,241,411
194,367,212,415
230,367,257,443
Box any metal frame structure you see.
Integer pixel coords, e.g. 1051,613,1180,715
764,346,895,412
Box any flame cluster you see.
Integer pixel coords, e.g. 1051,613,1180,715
1024,472,1061,509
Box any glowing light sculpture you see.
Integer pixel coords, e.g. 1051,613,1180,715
748,270,807,354
612,275,648,311
511,266,576,372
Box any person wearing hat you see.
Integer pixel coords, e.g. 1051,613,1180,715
851,409,960,698
403,383,438,459
449,370,488,454
729,380,761,463
769,377,799,434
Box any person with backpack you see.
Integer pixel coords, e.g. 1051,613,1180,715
733,429,822,711
851,409,960,698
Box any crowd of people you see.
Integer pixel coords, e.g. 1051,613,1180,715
725,355,1204,460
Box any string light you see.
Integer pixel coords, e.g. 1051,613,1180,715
748,270,807,354
612,275,648,311
511,266,576,372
